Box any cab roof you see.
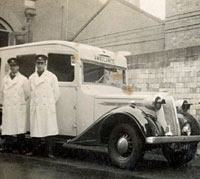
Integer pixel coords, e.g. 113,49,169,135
0,40,96,52
0,40,127,68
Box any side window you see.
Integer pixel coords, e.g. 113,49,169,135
17,54,36,77
47,53,74,82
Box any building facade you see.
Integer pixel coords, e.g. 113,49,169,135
0,0,142,48
165,0,200,49
0,0,112,47
74,0,164,55
127,0,200,119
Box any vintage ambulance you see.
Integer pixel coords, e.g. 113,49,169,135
0,40,200,169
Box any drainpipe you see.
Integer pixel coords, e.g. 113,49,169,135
24,0,37,43
61,0,68,40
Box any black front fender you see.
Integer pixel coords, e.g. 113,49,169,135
68,106,164,146
98,106,165,144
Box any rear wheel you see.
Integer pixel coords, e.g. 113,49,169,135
108,123,144,170
162,142,197,167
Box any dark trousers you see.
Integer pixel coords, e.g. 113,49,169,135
45,136,55,156
3,134,25,152
30,137,40,154
16,134,26,152
30,136,55,156
4,135,13,151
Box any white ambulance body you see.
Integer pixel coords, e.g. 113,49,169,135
0,40,127,137
1,41,200,170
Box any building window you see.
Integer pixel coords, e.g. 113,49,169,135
0,22,9,48
48,53,75,82
0,18,13,47
0,23,6,30
0,31,8,47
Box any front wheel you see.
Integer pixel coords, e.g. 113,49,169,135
162,142,197,167
108,123,144,170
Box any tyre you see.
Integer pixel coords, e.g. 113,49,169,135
108,123,144,170
162,142,197,168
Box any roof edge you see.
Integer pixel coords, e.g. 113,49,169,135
70,0,111,41
72,0,164,41
117,0,164,23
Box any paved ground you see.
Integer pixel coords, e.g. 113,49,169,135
0,146,200,179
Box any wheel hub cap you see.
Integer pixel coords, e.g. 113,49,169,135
117,136,129,155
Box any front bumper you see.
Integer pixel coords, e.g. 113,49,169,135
146,135,200,144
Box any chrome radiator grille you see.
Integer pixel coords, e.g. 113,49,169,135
162,96,181,135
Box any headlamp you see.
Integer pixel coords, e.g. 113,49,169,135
176,100,192,112
182,123,191,136
182,100,191,112
153,97,166,110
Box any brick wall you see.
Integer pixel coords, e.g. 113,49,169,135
166,0,200,17
77,24,164,55
127,45,200,119
165,0,200,49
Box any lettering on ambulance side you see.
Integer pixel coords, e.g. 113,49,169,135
94,55,115,65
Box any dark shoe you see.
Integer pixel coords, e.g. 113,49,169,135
48,154,56,159
25,152,33,156
19,150,26,155
12,150,19,154
0,148,11,153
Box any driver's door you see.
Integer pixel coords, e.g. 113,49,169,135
47,52,78,137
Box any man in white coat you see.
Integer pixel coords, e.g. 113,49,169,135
29,55,60,158
0,58,29,153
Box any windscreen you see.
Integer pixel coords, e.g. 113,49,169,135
83,61,126,88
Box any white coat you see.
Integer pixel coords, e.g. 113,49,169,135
29,70,60,137
1,72,29,135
